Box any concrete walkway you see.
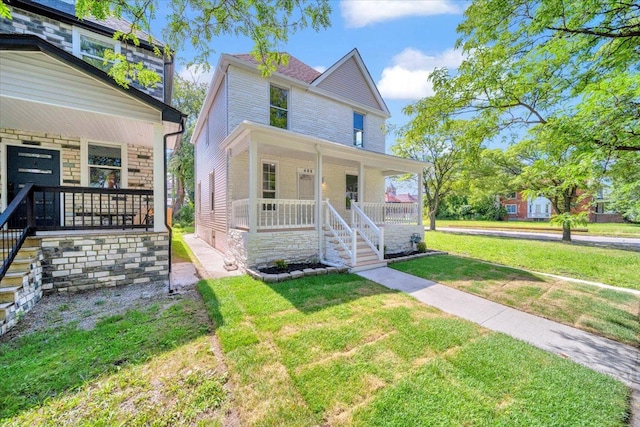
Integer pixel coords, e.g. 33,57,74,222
437,227,640,251
358,267,640,425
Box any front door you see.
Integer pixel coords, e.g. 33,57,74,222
6,146,61,227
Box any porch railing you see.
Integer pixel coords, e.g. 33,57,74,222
352,202,384,261
324,200,354,265
232,198,316,230
0,183,35,282
360,202,420,225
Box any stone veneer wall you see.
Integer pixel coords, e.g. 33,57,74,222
228,228,319,270
40,232,169,293
381,224,425,254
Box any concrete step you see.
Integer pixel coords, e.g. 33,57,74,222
0,287,20,303
1,271,27,288
22,238,42,248
17,247,40,257
8,256,35,272
0,302,13,321
349,260,388,272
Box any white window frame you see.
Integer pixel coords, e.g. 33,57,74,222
72,27,121,70
269,84,289,129
505,204,517,214
80,139,128,188
261,160,279,199
209,170,215,211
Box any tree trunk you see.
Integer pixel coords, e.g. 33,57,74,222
562,223,571,242
429,211,437,231
562,192,573,242
172,177,185,218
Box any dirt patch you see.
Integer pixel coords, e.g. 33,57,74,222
1,281,196,342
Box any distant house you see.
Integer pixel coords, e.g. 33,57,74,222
385,183,418,203
0,0,185,335
191,49,425,271
499,191,623,223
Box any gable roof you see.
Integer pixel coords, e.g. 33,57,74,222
231,53,322,84
0,34,184,123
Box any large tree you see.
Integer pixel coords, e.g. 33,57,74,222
394,119,467,231
1,0,332,87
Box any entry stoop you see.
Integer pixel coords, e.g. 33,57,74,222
0,237,44,336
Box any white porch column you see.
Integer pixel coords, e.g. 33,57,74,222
153,123,166,232
417,169,423,226
316,145,323,258
358,162,365,204
248,139,258,233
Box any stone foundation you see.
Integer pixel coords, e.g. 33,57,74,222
382,224,425,254
40,232,169,293
228,228,319,270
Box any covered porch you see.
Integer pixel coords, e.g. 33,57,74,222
222,122,425,269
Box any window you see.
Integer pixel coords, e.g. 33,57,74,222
209,170,215,211
197,182,202,214
73,28,121,73
262,161,277,209
269,85,288,129
88,143,122,188
505,192,516,199
353,112,364,147
505,204,517,214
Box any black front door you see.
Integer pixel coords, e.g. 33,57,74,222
6,146,61,227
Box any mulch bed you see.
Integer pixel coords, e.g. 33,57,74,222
385,250,440,260
259,262,330,275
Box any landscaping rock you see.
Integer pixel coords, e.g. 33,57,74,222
302,268,317,276
290,270,304,279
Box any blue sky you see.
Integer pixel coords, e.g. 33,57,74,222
152,0,468,151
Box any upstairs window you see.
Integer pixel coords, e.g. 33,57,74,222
270,85,288,129
73,28,121,72
353,112,364,147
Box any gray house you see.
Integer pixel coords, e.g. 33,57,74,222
0,0,185,335
192,49,425,271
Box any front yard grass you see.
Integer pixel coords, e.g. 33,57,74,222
436,219,640,237
0,295,228,426
392,255,640,347
197,274,630,426
425,231,640,290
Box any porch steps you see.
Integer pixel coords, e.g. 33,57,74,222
0,238,43,336
329,233,387,272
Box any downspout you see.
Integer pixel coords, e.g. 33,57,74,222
164,117,186,290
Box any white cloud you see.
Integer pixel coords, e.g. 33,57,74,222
340,0,462,28
313,65,327,73
177,65,214,85
377,47,464,100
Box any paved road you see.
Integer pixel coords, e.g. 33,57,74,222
436,227,640,250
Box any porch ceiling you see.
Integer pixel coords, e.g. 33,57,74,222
224,121,427,175
1,96,180,147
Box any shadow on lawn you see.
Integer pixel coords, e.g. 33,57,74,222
394,254,546,283
0,299,209,420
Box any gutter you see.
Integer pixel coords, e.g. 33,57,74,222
164,117,186,292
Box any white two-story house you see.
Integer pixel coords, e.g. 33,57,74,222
192,49,425,271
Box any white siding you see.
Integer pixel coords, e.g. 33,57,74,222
225,65,387,153
315,57,382,111
195,75,228,251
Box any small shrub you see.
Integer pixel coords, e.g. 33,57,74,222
274,259,288,269
416,241,427,253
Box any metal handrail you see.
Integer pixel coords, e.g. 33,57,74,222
0,183,35,282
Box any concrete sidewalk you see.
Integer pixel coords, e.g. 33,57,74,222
358,267,640,424
437,227,640,251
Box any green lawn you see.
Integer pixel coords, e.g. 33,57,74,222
197,274,629,426
171,225,196,263
425,231,640,290
0,297,228,426
436,219,640,237
392,255,640,347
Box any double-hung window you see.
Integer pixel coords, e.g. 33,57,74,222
505,204,517,214
269,85,288,129
353,112,364,147
262,162,277,210
73,28,121,72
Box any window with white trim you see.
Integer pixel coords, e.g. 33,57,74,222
505,204,517,214
269,85,288,129
72,27,121,72
88,143,122,188
262,161,277,210
209,170,215,211
353,112,364,147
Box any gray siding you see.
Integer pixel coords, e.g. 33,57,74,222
195,75,228,251
315,57,383,111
